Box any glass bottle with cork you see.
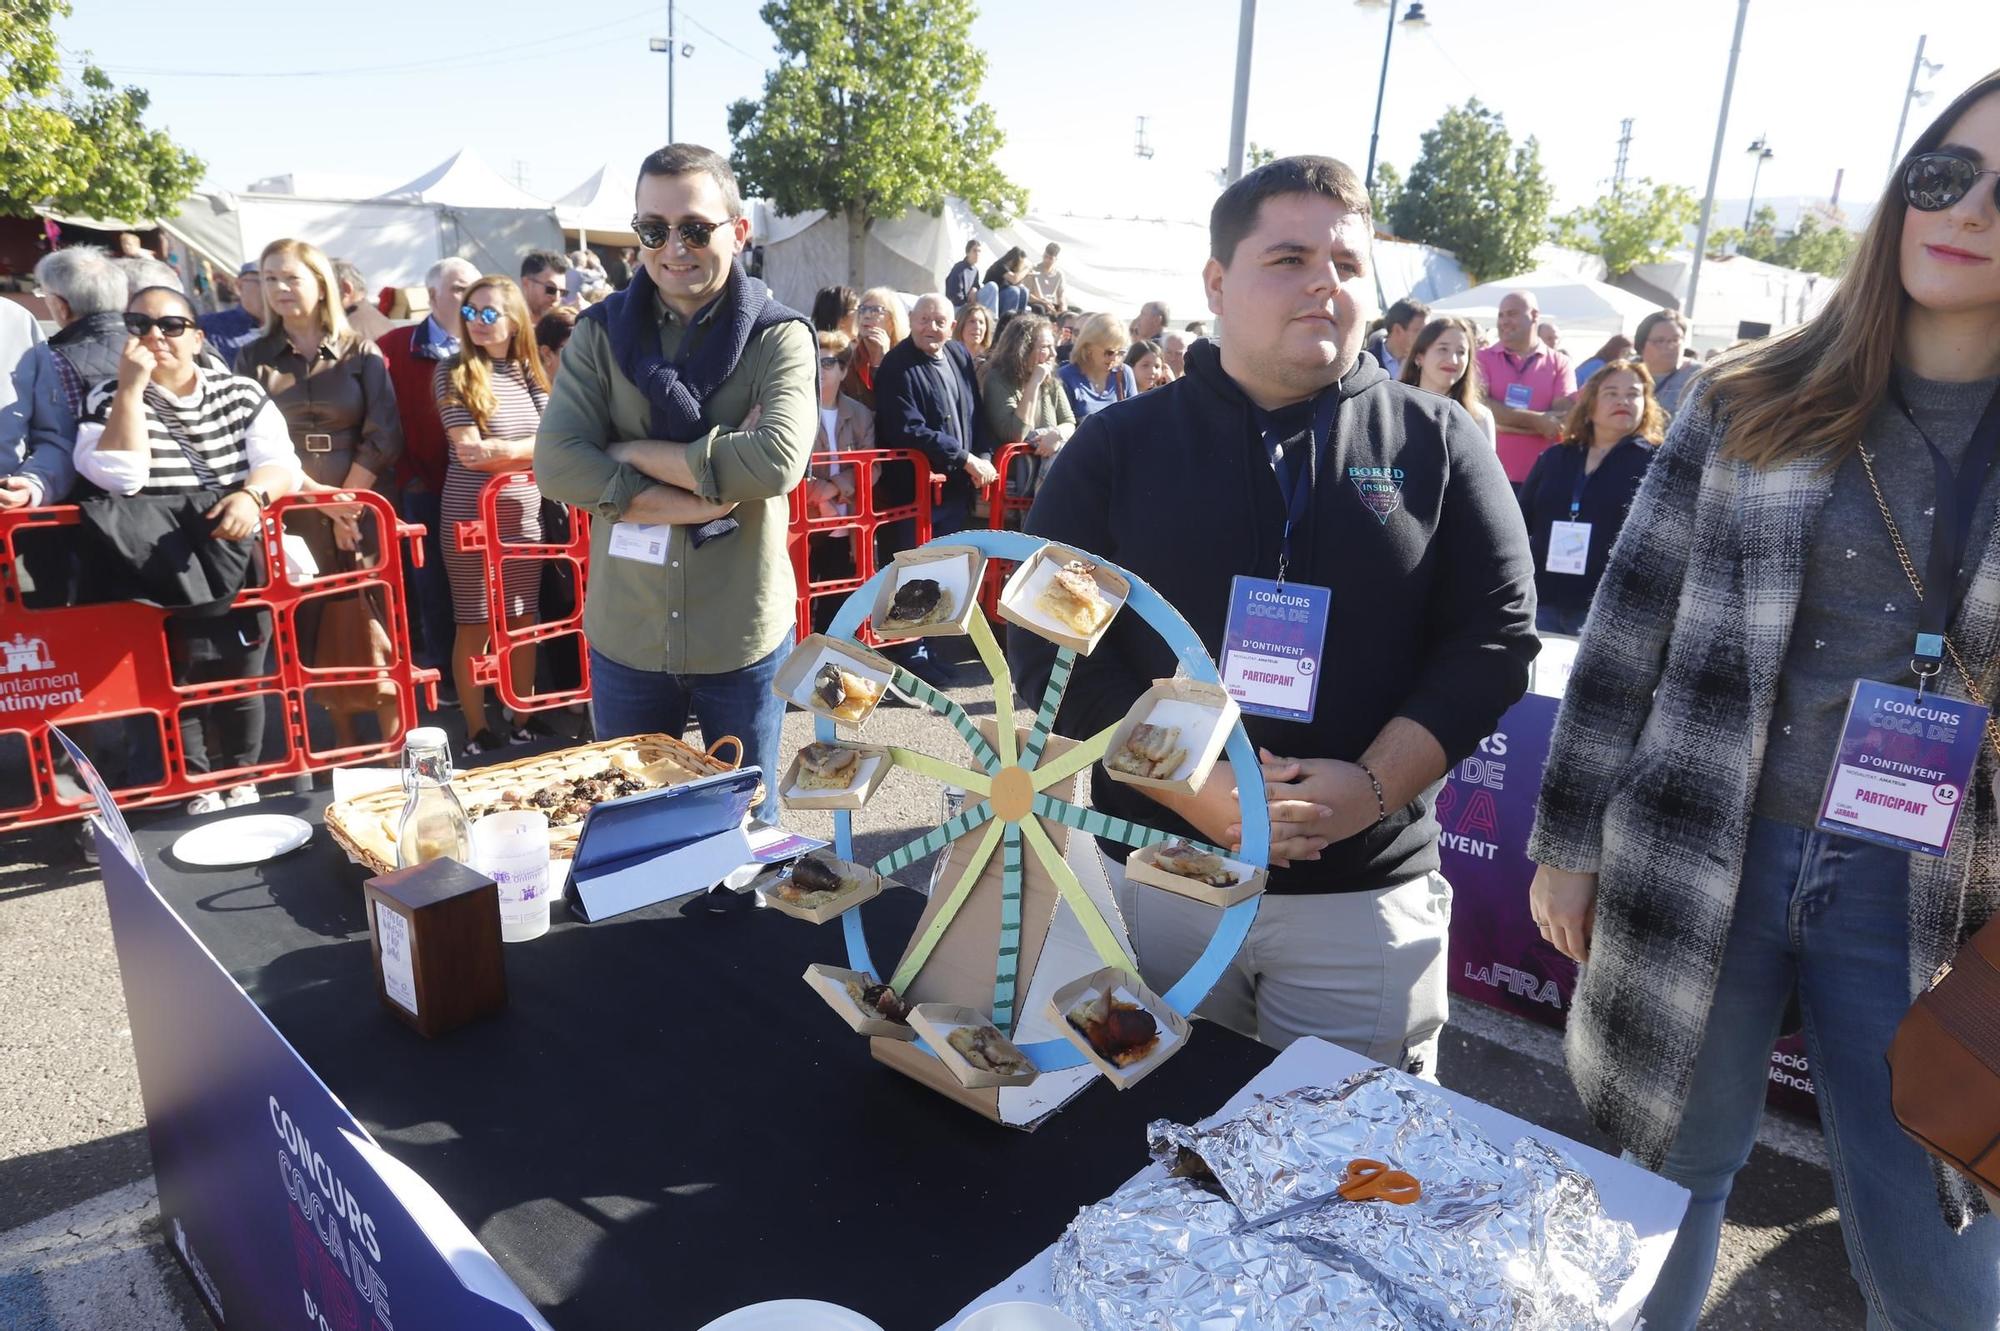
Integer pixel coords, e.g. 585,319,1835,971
396,727,472,867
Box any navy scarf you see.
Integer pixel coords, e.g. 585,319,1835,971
580,258,806,442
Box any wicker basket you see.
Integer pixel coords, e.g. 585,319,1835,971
326,733,749,876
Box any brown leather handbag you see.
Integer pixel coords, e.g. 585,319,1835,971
1889,914,2000,1191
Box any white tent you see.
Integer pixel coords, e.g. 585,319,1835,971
555,166,639,246
1429,267,1666,341
1617,252,1837,351
161,150,566,292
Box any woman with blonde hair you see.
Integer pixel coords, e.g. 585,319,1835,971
1056,310,1136,420
842,286,907,410
1399,316,1495,444
1515,360,1662,634
237,236,403,746
434,275,550,753
1528,70,2000,1327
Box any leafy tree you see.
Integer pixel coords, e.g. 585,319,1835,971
1388,100,1553,282
1552,179,1700,278
0,0,204,220
1370,162,1403,230
1246,142,1277,170
1707,204,1781,262
1772,209,1856,276
727,0,1026,287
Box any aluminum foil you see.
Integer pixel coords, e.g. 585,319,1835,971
1051,1067,1637,1331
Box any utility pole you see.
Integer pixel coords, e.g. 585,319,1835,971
1889,35,1939,180
1226,1,1256,183
1687,0,1750,323
1612,118,1634,198
668,0,677,143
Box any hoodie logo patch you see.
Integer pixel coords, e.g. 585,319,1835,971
1347,466,1405,524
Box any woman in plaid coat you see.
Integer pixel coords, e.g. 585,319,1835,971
1529,72,2000,1329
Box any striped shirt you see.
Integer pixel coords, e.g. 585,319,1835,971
75,368,300,497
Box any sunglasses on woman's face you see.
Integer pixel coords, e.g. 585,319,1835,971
1903,152,2000,212
124,313,195,338
630,215,725,251
461,305,504,325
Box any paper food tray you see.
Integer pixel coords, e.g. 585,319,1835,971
1047,966,1190,1090
804,963,918,1041
907,1004,1040,1089
1125,841,1267,907
870,544,984,639
1102,678,1238,795
996,544,1129,655
772,635,898,730
779,743,891,811
756,855,885,924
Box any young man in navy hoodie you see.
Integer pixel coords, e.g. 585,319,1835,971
1017,156,1537,1078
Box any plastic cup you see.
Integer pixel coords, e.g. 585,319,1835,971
472,811,551,942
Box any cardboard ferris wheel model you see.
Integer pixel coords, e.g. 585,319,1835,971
762,531,1271,1127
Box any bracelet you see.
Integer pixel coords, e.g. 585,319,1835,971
1356,760,1388,825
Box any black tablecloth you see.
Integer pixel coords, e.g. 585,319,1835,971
133,793,1274,1330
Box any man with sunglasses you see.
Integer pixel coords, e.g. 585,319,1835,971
520,250,571,321
535,144,815,821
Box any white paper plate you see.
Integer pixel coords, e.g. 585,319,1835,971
955,1303,1084,1331
695,1301,885,1331
171,814,313,867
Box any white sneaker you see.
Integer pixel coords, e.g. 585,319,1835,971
224,783,261,807
187,790,227,815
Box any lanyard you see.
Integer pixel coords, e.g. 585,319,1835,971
1888,380,2000,684
1568,455,1591,519
1262,389,1340,588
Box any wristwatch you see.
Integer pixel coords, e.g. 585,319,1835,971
241,485,271,510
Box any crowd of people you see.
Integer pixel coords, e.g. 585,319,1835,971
4,67,2000,1324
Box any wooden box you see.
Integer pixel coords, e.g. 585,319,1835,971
772,634,898,730
870,544,984,639
1048,966,1191,1090
362,858,507,1039
1125,840,1267,908
996,543,1129,654
1102,678,1238,795
778,741,891,812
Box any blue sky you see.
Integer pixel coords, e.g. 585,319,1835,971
54,0,2000,225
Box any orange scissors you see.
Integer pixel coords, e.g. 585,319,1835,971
1336,1158,1423,1205
1235,1158,1423,1233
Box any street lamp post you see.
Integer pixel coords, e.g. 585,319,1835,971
1687,0,1751,323
647,1,695,143
1744,135,1774,230
1358,0,1429,192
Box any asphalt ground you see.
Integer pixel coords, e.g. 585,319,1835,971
0,638,1866,1328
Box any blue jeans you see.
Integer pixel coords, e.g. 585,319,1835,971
1639,815,2000,1330
398,488,453,671
587,642,791,823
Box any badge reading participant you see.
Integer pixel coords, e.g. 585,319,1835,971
1220,576,1331,722
1546,520,1591,575
1816,679,1988,856
607,522,671,565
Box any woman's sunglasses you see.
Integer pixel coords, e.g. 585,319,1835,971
1903,152,2000,212
124,313,196,338
630,215,725,251
461,305,504,325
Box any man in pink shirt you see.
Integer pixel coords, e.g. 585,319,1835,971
1475,290,1575,484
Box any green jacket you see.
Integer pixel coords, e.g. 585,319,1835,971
533,295,816,674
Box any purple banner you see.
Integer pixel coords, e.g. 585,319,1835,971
1437,694,1817,1117
93,812,549,1329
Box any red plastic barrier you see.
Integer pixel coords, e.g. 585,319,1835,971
451,472,591,713
0,492,437,830
978,441,1040,616
789,448,938,643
